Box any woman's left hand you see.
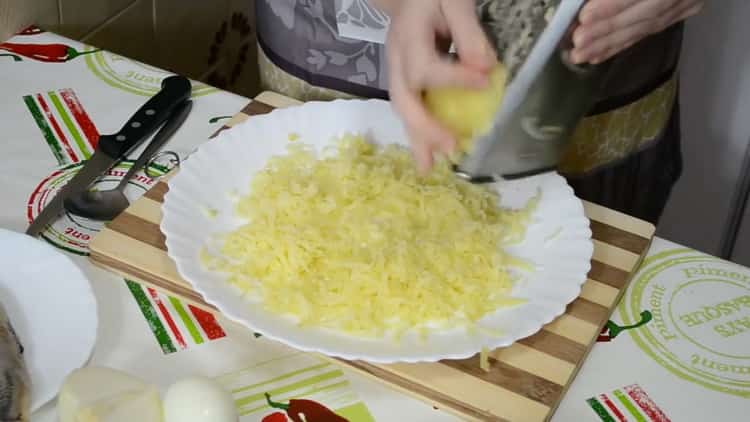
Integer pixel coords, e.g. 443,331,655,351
570,0,704,64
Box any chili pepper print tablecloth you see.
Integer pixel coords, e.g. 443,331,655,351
2,28,749,422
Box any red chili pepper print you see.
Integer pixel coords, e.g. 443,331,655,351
0,53,21,61
18,26,45,35
597,329,612,342
596,310,653,343
262,412,289,422
0,43,100,63
265,393,349,422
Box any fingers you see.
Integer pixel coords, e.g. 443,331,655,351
403,39,490,90
574,0,704,63
440,0,497,72
384,0,495,172
573,19,652,63
578,0,704,26
685,1,705,16
392,88,453,173
657,0,704,29
388,53,455,173
578,0,636,24
421,60,491,89
574,0,655,46
572,0,696,63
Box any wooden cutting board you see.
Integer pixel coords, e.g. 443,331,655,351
89,91,656,422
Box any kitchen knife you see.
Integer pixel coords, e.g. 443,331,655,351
25,75,192,237
456,0,612,182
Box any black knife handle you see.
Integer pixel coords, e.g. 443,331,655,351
98,75,192,160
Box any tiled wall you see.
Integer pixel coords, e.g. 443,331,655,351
15,0,260,98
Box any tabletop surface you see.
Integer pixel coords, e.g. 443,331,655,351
1,28,748,422
88,94,657,422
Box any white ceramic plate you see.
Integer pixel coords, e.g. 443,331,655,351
162,99,593,363
0,228,98,410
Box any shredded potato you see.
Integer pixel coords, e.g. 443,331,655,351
424,63,507,154
202,135,537,339
480,347,491,372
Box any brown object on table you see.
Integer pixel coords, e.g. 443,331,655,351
89,91,656,422
0,1,34,43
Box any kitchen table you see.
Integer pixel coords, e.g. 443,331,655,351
1,28,748,422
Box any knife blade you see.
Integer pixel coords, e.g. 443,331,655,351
26,75,192,237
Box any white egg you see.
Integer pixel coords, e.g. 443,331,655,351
163,376,238,422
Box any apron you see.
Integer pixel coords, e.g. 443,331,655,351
254,0,683,224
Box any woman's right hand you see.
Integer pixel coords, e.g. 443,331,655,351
379,0,496,172
570,0,704,64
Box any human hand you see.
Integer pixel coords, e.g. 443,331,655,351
571,0,704,64
383,0,496,172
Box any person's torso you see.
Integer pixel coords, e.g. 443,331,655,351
255,0,683,175
256,0,389,98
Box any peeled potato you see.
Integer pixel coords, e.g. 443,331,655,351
423,63,507,152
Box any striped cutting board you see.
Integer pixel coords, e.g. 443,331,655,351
89,91,656,422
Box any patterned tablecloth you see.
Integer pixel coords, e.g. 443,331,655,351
1,28,748,422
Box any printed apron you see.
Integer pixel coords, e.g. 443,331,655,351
254,0,684,224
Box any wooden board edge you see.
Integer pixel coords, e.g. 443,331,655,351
89,250,216,312
88,255,511,421
89,245,553,421
336,360,504,422
256,91,303,108
84,90,661,422
582,201,656,239
544,234,653,420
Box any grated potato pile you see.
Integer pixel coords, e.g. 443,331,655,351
203,135,537,339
